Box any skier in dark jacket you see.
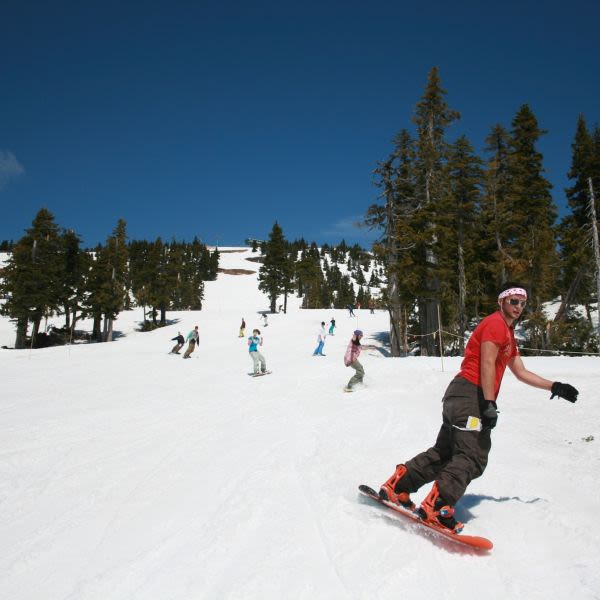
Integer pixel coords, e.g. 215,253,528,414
377,283,579,533
170,332,185,354
328,318,336,335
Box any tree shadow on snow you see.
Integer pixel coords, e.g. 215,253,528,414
134,318,182,331
368,331,391,357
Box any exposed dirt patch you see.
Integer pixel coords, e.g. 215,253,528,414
217,249,248,253
218,268,256,275
245,256,264,263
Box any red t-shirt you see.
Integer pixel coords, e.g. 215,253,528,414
457,311,519,398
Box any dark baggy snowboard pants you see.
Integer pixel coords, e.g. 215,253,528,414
401,377,492,506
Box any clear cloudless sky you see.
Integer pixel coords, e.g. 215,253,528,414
1,0,599,248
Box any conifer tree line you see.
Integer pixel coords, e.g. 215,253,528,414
0,209,218,348
257,222,382,313
367,67,600,356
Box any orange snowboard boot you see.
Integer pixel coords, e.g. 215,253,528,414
378,464,415,510
418,482,463,533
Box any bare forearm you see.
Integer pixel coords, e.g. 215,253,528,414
513,369,553,390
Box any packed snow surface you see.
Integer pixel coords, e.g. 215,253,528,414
1,248,599,599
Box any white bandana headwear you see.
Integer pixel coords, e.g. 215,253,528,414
498,287,527,300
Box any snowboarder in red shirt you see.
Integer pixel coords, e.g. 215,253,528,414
377,283,579,532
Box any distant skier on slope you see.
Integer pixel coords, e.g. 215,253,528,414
183,326,199,359
377,282,579,533
313,322,327,356
248,328,267,375
170,332,185,354
344,330,365,391
239,318,246,338
329,318,336,335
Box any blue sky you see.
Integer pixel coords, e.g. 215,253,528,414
1,0,599,248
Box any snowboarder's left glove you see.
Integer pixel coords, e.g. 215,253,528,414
550,382,579,403
481,401,498,430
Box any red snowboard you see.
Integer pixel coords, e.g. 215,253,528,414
358,485,493,551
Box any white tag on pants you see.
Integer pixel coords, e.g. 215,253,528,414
453,416,482,432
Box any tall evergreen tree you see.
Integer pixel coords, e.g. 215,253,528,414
506,105,558,312
295,249,321,307
412,67,460,354
556,114,596,320
129,239,153,323
481,124,513,289
59,229,89,337
445,136,484,351
367,130,418,355
102,219,129,340
258,222,291,312
0,208,63,347
85,220,129,341
147,238,171,325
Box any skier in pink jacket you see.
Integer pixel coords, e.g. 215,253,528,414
344,330,364,391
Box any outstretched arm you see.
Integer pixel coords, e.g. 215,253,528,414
508,355,579,402
508,355,553,391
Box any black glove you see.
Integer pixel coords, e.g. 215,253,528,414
550,382,579,403
481,401,498,430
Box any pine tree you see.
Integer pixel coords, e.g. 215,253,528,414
412,67,460,355
445,136,484,351
59,229,89,338
146,238,170,325
481,124,513,289
506,105,558,313
84,220,129,341
367,129,418,355
295,249,323,308
102,219,129,340
258,222,290,312
0,208,63,347
556,114,596,320
129,239,153,323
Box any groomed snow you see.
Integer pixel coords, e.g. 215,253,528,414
1,248,599,599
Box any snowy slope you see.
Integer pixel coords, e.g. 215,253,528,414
1,248,599,600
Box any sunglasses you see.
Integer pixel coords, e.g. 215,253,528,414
507,298,527,307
